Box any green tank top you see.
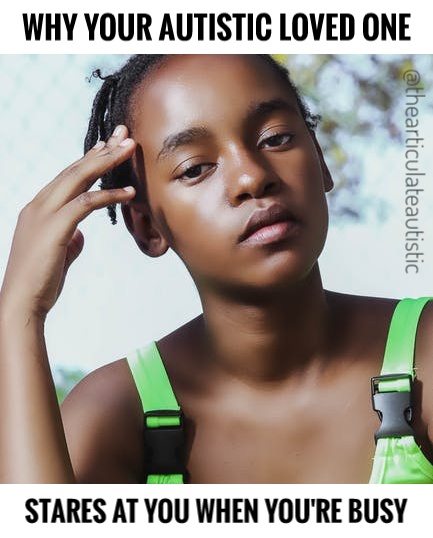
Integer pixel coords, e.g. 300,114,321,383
369,297,433,483
127,297,433,484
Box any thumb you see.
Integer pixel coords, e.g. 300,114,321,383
64,228,85,271
55,229,85,302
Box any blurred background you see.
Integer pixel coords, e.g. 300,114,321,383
1,54,432,400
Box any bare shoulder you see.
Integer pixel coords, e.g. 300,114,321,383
414,297,433,364
412,299,433,435
326,289,398,316
330,292,433,446
325,290,398,356
61,358,144,483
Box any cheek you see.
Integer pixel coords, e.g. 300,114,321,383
274,149,327,216
279,149,329,251
149,180,228,256
290,147,328,201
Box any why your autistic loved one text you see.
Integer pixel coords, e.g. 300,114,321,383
22,12,411,42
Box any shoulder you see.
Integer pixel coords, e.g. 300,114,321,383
328,292,433,450
326,289,398,316
325,290,398,356
412,299,433,440
413,297,433,361
61,358,144,483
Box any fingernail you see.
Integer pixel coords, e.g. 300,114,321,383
123,186,135,193
93,140,105,149
113,125,123,137
120,138,133,147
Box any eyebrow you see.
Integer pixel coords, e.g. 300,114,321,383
157,126,211,161
156,98,298,162
247,98,298,119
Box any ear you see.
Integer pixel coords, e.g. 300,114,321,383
121,201,169,258
311,132,333,193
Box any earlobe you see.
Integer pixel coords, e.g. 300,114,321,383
311,132,334,192
121,202,169,258
323,166,334,193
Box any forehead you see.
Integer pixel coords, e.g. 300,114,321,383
129,55,299,142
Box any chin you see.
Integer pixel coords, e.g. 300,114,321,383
232,252,320,299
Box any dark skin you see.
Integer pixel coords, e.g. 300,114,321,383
10,55,433,483
60,55,433,483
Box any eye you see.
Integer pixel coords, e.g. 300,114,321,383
177,163,214,182
258,132,294,150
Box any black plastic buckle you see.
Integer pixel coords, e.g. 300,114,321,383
371,373,414,443
143,410,186,476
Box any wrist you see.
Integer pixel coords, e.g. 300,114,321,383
0,294,46,330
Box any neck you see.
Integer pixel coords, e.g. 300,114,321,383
197,264,331,383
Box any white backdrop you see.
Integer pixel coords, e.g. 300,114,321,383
1,53,432,371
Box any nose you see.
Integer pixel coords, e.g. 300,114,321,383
226,149,281,206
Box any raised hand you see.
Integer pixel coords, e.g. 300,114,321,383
0,125,136,321
0,126,137,483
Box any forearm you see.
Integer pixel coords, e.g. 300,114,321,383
0,126,135,483
0,303,75,483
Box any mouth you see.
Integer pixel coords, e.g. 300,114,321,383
238,204,301,246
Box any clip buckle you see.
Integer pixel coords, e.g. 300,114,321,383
143,409,186,476
371,373,414,443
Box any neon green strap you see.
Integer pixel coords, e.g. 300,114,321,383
379,297,431,392
369,436,433,484
128,342,180,411
127,342,184,484
369,297,433,484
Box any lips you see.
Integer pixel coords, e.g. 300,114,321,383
238,204,300,245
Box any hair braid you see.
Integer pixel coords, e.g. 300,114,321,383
84,56,167,223
84,71,125,223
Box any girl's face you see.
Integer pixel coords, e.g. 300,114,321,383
128,55,332,294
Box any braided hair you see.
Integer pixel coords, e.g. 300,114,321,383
84,54,319,224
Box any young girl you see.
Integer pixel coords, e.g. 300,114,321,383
1,54,433,484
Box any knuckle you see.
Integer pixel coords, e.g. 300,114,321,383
61,163,81,179
18,201,37,221
106,188,120,196
76,191,95,208
89,141,106,152
98,146,116,159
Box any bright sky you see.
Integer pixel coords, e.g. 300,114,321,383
1,54,432,372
